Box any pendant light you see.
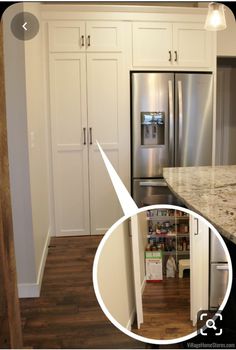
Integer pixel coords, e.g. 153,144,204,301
204,2,227,31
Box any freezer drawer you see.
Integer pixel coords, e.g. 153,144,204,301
132,179,183,208
210,263,229,309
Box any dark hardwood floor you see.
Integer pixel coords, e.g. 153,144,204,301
133,276,196,340
20,236,145,349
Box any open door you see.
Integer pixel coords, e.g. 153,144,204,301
131,214,144,329
190,215,209,325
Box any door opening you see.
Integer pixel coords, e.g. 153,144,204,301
132,208,194,340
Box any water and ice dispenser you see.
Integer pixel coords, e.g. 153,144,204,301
141,112,165,146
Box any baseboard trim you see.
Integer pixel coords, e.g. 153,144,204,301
17,283,40,298
37,228,51,289
18,229,51,298
126,307,136,331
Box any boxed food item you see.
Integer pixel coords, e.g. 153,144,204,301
145,250,163,282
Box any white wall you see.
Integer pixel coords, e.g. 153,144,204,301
2,3,50,297
217,7,236,57
3,3,37,286
97,221,135,329
23,3,51,280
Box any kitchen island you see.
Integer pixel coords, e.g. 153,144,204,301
163,165,236,245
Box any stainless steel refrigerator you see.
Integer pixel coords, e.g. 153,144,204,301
131,72,213,207
210,230,229,310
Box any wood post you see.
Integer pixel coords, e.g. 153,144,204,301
0,23,23,348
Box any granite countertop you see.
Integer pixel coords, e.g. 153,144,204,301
163,165,236,244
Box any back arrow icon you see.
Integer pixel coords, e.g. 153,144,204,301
22,22,27,31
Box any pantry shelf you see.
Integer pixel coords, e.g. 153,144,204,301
147,216,189,221
146,209,190,278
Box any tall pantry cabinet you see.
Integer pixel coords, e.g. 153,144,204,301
48,21,128,236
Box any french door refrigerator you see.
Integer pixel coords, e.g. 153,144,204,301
131,72,213,207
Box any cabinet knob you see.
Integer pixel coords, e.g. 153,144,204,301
168,50,172,62
174,50,178,62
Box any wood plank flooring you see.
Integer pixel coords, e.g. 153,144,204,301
20,236,145,349
133,277,196,340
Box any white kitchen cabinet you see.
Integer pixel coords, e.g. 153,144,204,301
132,21,213,68
49,21,123,52
173,23,212,68
132,22,172,67
49,50,127,236
87,53,125,234
49,21,86,52
49,53,90,236
86,21,124,52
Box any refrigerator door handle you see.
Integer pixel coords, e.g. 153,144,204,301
168,80,174,166
139,181,168,187
216,265,229,270
176,80,183,166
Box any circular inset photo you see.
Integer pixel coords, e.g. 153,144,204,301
93,205,232,345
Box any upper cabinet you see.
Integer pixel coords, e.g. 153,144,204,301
49,21,86,52
49,21,124,52
132,21,214,69
173,23,212,68
132,22,173,67
86,21,124,52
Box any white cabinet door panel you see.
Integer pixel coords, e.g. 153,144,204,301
55,151,89,236
49,21,86,52
49,53,90,236
190,216,209,325
132,22,172,67
86,21,124,52
87,54,125,234
173,23,213,68
89,148,121,235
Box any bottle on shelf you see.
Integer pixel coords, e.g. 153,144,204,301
177,239,183,251
183,238,187,251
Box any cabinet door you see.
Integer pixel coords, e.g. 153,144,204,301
49,53,90,236
87,53,128,235
86,21,124,52
132,22,172,67
173,23,213,68
190,216,209,325
49,21,86,52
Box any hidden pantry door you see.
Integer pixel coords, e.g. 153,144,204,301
87,53,125,235
49,52,127,236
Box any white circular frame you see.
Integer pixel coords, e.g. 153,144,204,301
93,204,233,345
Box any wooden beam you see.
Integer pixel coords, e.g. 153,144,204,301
0,23,23,348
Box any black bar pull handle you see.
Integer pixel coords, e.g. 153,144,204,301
89,127,92,145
